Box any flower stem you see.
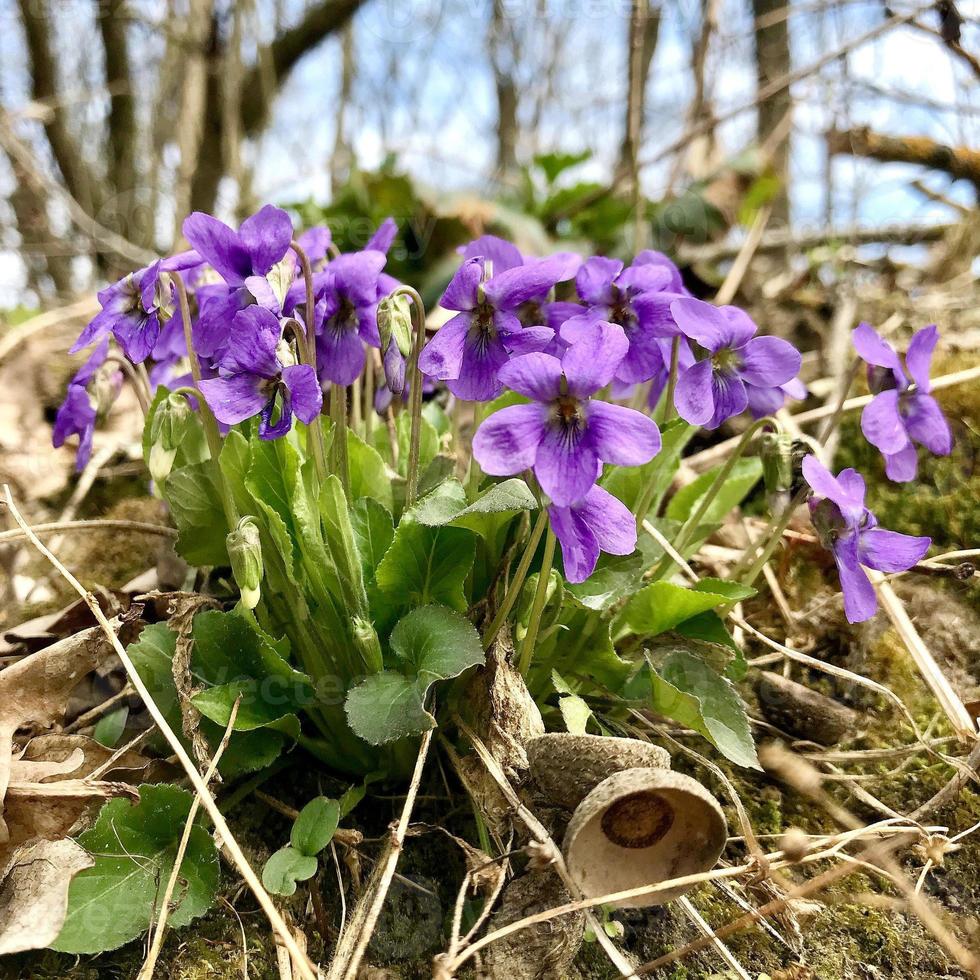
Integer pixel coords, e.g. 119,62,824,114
330,384,350,494
389,285,426,508
728,486,808,594
670,415,778,559
170,271,239,530
483,507,549,650
663,336,681,422
290,240,328,485
517,527,556,677
466,401,486,498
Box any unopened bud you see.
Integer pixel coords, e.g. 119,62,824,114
352,616,383,673
760,430,794,497
377,294,413,358
227,517,264,609
148,392,194,483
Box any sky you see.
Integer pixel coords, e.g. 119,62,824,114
0,0,977,306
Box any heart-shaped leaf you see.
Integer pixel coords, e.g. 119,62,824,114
647,647,759,769
261,845,318,896
52,785,220,953
624,579,755,637
345,606,484,745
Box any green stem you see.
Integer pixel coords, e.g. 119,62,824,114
170,271,239,530
466,401,486,498
364,357,376,441
517,528,556,677
483,508,549,650
663,336,681,423
290,240,328,484
330,385,350,494
390,285,427,507
671,415,778,557
729,486,808,593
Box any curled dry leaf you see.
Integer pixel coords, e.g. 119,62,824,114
0,838,94,955
462,624,544,779
0,619,148,867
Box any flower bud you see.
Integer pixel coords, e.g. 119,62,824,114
377,294,412,396
227,517,264,610
760,430,794,497
148,392,194,483
352,616,383,673
377,294,413,358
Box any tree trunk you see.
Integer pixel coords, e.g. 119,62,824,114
16,0,99,219
751,0,792,225
490,0,519,179
618,0,661,180
97,0,140,243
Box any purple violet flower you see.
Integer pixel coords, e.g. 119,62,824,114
53,338,119,470
560,255,689,390
183,205,294,358
198,306,322,440
852,323,952,482
313,250,388,386
802,455,930,623
418,253,573,401
472,321,661,505
670,298,802,429
70,251,200,363
550,482,637,583
460,235,581,338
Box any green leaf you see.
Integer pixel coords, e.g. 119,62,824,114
414,478,537,540
345,673,433,746
648,648,759,769
675,611,747,680
666,457,763,527
624,579,752,637
290,797,340,857
188,609,313,730
345,605,484,745
375,517,475,615
261,846,318,896
527,593,632,697
164,462,229,565
53,785,219,953
534,149,591,183
602,419,695,516
559,695,593,735
351,497,394,583
93,706,128,748
128,622,289,777
347,428,394,511
564,531,666,612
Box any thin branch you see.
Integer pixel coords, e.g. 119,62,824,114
138,697,242,980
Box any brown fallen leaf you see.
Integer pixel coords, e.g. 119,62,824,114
1,733,159,868
0,619,136,843
0,837,94,954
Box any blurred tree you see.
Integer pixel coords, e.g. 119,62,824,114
4,0,367,293
751,0,791,225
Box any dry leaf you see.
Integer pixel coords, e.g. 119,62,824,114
0,838,94,954
0,618,140,852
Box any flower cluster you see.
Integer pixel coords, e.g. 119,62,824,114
55,212,953,610
64,205,398,443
